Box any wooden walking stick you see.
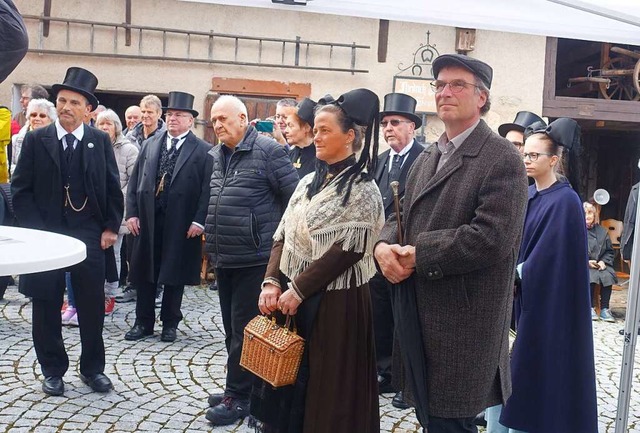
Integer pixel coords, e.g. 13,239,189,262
390,181,403,245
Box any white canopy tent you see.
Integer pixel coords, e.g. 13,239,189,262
183,0,640,45
185,2,640,432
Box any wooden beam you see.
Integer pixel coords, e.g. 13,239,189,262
378,19,389,63
43,0,52,37
125,0,132,47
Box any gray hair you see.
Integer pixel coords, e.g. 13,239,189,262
277,98,297,108
26,98,57,121
474,76,491,115
213,95,247,117
96,109,124,138
140,94,162,112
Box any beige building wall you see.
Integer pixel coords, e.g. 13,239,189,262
3,0,546,142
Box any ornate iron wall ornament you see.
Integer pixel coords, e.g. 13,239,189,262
396,31,440,79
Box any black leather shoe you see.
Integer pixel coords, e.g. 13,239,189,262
124,324,153,341
392,391,410,409
80,373,113,393
42,376,64,396
160,327,177,342
208,392,224,407
205,397,249,425
377,374,394,394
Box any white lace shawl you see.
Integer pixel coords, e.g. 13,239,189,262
273,170,384,291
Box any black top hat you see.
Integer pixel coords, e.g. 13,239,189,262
432,54,493,89
163,91,198,117
498,111,546,137
51,67,99,109
296,98,317,127
533,117,580,151
380,93,422,128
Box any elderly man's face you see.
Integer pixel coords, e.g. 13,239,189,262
381,115,415,152
165,110,194,137
435,66,487,126
125,106,142,130
211,100,247,147
140,103,161,129
56,89,91,131
275,105,290,134
20,89,32,111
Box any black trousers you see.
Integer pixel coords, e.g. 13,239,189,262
32,224,105,378
370,272,394,379
216,264,265,400
591,283,612,309
134,209,185,330
425,416,478,433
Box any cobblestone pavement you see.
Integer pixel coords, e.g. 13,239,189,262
0,284,639,432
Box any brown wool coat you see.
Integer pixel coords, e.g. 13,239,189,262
379,120,528,418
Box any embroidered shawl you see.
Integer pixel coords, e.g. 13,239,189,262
274,169,384,291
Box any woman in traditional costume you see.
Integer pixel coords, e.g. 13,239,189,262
285,98,318,179
497,118,598,433
251,88,384,433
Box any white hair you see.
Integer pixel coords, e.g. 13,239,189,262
96,109,123,138
213,95,247,117
26,98,57,121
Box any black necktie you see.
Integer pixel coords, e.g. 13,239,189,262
64,133,75,165
389,154,404,183
170,137,179,153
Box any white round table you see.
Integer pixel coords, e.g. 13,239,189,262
0,226,87,276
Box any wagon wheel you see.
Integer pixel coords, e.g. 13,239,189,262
634,59,640,96
599,57,640,101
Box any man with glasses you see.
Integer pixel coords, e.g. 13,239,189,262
498,111,546,154
374,54,528,433
371,92,424,408
124,91,212,343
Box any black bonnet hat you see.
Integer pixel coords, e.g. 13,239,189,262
51,67,99,109
532,117,581,150
317,94,336,105
432,54,493,89
499,111,546,137
334,88,379,127
524,120,548,140
296,98,317,127
380,93,422,128
163,91,198,117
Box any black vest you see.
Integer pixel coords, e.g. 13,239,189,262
60,141,93,226
155,142,182,212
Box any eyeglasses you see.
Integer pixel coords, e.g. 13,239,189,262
522,152,554,161
165,112,191,119
430,79,480,94
29,112,48,119
380,119,412,128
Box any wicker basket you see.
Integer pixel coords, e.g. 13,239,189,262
240,315,305,388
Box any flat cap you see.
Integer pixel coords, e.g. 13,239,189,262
432,54,493,89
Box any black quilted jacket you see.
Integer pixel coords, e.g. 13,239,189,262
205,126,298,268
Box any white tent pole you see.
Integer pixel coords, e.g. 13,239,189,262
547,0,640,28
615,183,640,433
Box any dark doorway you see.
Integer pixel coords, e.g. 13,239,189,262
582,127,640,221
94,90,168,127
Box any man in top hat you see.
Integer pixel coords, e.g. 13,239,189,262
11,66,123,396
371,92,424,407
374,54,528,432
498,111,546,154
124,91,212,343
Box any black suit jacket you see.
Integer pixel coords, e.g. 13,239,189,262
11,123,123,298
126,130,212,285
374,140,425,217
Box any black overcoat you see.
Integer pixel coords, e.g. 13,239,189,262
587,224,617,287
126,130,212,286
11,123,123,298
